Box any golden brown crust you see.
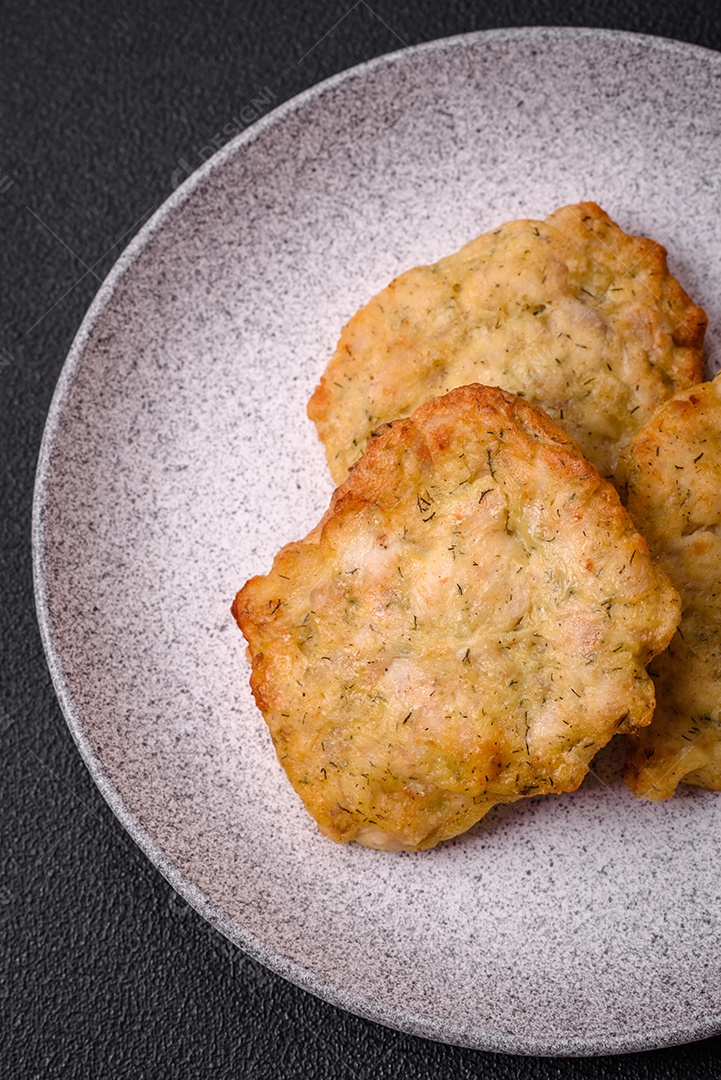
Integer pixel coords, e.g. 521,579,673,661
617,375,721,799
308,202,706,483
235,384,680,850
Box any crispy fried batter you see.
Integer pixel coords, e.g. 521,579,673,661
234,385,679,850
618,375,721,800
308,202,706,484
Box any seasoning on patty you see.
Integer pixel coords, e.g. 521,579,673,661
618,375,721,800
308,202,706,484
234,384,679,850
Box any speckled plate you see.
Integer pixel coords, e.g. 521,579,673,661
33,27,721,1056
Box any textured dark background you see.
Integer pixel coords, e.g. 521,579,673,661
2,1,721,1077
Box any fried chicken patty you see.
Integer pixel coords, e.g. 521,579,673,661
308,202,706,484
234,385,679,850
617,375,721,800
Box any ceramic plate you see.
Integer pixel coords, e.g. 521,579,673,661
33,28,721,1056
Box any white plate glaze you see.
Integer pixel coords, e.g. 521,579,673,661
33,28,721,1056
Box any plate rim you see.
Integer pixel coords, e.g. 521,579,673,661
32,25,721,1057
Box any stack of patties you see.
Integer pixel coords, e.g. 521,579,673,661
233,202,715,850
